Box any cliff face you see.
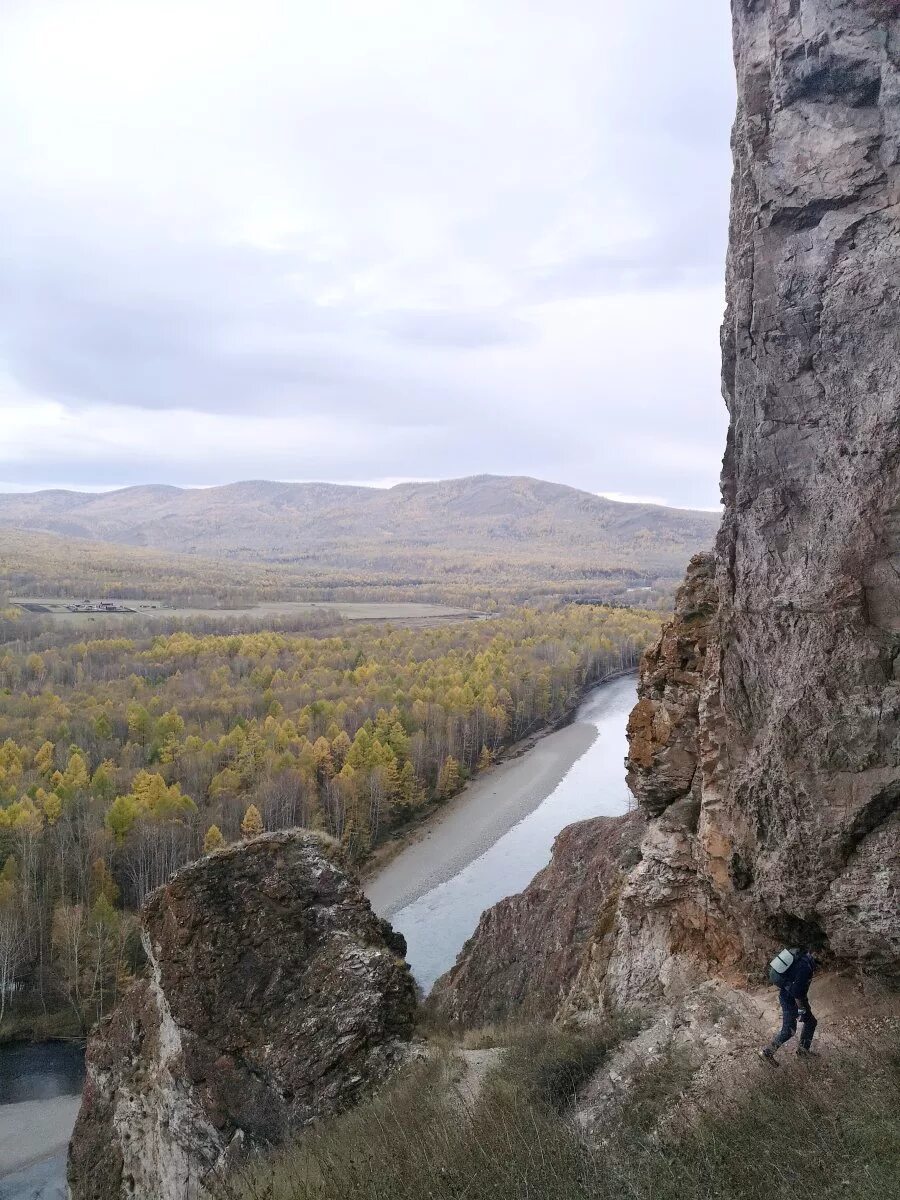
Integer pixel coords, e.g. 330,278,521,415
427,811,645,1026
68,832,416,1200
599,0,900,1008
706,0,900,971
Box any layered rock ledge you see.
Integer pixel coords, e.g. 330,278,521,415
67,831,416,1200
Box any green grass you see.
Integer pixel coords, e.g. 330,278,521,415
221,1025,900,1200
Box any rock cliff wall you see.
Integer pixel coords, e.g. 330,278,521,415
589,0,900,1011
710,0,900,970
427,811,645,1025
67,831,416,1200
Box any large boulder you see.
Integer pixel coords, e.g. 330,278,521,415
67,831,416,1200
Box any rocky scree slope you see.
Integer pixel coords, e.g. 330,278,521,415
67,831,416,1200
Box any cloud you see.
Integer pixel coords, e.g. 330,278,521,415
0,0,735,508
379,309,535,349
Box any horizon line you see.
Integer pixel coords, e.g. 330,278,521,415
0,474,723,514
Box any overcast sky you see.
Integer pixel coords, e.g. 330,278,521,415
0,0,735,509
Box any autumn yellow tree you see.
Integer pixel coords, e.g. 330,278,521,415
240,804,263,839
203,824,225,853
437,756,461,799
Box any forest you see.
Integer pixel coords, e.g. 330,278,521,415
0,603,661,1036
0,525,683,611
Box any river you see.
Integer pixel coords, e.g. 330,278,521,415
365,673,637,992
0,672,636,1195
0,1042,84,1200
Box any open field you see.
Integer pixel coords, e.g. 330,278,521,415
9,597,484,628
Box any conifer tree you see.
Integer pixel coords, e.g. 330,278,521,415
240,804,263,840
437,755,461,799
203,824,225,853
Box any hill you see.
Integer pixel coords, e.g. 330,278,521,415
0,476,719,603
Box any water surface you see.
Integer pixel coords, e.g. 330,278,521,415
384,674,636,992
0,1043,84,1200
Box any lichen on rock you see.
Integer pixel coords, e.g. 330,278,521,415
67,830,417,1200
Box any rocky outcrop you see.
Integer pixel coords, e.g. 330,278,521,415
565,564,739,1014
67,831,416,1200
625,553,717,816
427,811,645,1026
704,0,900,973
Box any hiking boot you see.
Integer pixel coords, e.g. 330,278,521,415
796,1046,819,1058
760,1046,779,1066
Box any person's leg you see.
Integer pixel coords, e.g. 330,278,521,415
772,993,798,1048
798,1003,817,1050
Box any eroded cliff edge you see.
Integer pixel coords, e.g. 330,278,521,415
67,831,416,1200
433,0,900,1027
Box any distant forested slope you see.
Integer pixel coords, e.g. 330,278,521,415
0,475,719,605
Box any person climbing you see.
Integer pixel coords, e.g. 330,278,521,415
760,945,819,1065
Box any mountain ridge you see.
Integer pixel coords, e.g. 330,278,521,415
0,474,720,580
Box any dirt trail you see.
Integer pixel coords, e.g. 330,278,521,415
576,973,900,1133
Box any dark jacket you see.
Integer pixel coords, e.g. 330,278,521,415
784,951,816,1001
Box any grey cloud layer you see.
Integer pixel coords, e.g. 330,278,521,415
0,0,735,508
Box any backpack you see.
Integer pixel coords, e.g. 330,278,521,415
768,948,800,987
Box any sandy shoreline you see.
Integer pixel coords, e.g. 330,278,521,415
0,1094,80,1180
364,709,600,919
362,671,637,900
